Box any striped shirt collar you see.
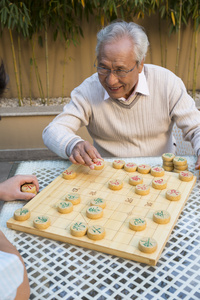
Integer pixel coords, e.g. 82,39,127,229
103,68,149,101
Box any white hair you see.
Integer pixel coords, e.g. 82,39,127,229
96,21,149,64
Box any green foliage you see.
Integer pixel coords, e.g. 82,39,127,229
0,0,31,37
1,0,199,50
0,0,200,100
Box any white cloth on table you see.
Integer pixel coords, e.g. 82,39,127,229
0,251,24,300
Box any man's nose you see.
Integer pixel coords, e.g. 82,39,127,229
106,71,119,85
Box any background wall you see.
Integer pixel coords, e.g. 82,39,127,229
0,14,199,100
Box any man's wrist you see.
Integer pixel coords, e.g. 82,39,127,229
66,138,84,157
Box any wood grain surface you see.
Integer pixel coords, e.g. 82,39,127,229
7,161,196,265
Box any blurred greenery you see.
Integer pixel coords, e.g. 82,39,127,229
0,0,199,104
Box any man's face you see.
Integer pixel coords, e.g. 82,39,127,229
97,37,143,99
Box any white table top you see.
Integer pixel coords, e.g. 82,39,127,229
0,157,200,300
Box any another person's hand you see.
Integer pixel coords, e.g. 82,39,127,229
195,155,200,171
0,175,39,201
69,141,103,169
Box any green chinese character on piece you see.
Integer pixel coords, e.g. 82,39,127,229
134,218,144,225
73,222,85,230
89,207,99,213
178,157,184,161
92,226,101,233
73,222,80,230
143,238,153,247
156,211,164,217
37,216,47,223
20,208,28,215
94,198,103,204
68,194,76,199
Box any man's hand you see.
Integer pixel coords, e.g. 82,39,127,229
195,155,200,172
69,141,103,169
0,175,39,201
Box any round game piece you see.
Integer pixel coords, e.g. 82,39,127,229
87,225,105,240
14,207,31,221
162,161,174,167
129,217,146,231
179,171,194,182
151,166,165,177
152,178,167,190
57,201,73,214
166,189,181,201
174,164,188,171
93,159,105,170
153,210,171,224
33,215,51,230
65,193,81,205
173,156,187,166
174,167,188,173
135,184,150,196
129,175,143,186
173,169,182,173
90,198,106,209
162,153,175,162
138,237,157,254
108,179,123,190
62,169,76,180
137,164,151,174
162,165,174,172
112,159,125,169
70,221,88,237
124,162,137,172
86,206,103,219
21,183,37,195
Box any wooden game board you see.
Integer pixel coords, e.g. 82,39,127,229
7,161,196,266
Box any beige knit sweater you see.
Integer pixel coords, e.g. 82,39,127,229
43,64,200,159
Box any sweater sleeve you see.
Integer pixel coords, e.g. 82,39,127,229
169,75,200,155
42,88,92,159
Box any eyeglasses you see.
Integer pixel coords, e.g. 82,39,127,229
94,62,137,78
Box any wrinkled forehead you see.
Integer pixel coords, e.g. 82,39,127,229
97,37,136,62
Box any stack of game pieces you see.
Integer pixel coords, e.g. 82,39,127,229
162,153,175,172
173,156,188,173
162,153,188,173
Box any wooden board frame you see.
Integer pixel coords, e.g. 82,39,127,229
7,161,196,266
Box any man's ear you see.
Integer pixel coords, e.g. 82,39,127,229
138,59,144,73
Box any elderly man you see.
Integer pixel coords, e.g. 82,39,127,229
43,21,200,170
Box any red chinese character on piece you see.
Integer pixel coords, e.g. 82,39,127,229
155,179,163,184
170,189,179,195
154,167,161,172
96,161,101,165
127,163,134,167
115,160,121,163
140,165,145,168
132,176,140,180
64,170,72,175
181,172,188,177
26,185,32,190
138,184,146,190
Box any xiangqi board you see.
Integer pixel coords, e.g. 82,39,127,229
7,161,196,265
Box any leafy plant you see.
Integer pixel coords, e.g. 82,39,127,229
0,0,31,105
0,0,200,104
